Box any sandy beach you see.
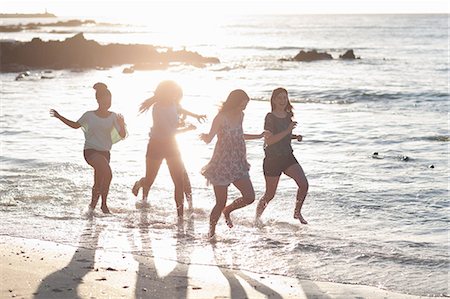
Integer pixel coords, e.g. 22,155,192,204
0,235,443,299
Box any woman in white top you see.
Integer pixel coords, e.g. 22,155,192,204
50,83,127,214
131,80,205,223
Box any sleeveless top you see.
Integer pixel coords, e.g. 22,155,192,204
201,113,250,186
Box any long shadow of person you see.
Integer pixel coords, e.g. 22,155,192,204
33,218,103,299
211,243,283,299
129,209,194,299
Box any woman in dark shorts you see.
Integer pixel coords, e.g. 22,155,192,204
50,83,127,214
255,87,309,225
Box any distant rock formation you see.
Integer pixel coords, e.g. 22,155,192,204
292,50,333,62
280,49,360,62
339,49,360,59
0,33,220,72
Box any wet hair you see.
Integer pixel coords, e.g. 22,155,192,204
93,82,111,101
154,80,183,103
219,89,250,113
270,87,293,119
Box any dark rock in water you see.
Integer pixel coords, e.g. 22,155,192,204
122,66,134,74
371,152,382,159
15,71,30,80
0,33,220,72
339,49,360,59
429,164,435,169
292,50,333,62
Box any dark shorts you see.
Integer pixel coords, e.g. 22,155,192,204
83,149,111,166
146,137,180,161
263,153,299,177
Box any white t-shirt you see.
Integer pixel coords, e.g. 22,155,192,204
77,111,122,151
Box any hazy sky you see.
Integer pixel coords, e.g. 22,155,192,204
2,0,448,17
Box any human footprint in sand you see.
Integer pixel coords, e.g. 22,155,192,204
50,83,127,214
255,87,309,225
201,89,264,238
131,80,206,223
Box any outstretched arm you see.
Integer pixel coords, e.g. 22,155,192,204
244,131,265,140
200,114,222,144
179,107,207,123
50,109,80,129
176,123,197,134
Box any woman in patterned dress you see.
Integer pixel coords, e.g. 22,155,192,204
201,89,264,238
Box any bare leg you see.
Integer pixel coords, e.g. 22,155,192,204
182,167,193,210
89,168,101,209
284,163,309,224
255,175,280,223
167,156,185,222
99,163,112,213
141,157,163,201
222,177,255,229
209,185,227,238
85,153,112,213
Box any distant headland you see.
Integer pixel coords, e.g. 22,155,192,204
0,33,220,72
0,12,56,18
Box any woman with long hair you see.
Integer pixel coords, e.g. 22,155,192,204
201,89,263,238
255,87,309,225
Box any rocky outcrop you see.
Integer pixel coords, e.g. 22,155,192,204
292,50,333,62
0,33,220,72
339,49,360,59
280,49,360,62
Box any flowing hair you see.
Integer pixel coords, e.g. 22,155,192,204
270,87,293,119
218,89,249,114
139,80,183,114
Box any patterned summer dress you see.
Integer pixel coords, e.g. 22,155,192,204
201,113,250,186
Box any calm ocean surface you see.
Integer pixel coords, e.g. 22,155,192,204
0,14,448,296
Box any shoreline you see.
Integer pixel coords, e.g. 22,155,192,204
0,235,444,299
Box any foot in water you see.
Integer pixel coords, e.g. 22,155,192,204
294,213,308,224
132,180,141,196
223,209,233,228
101,205,111,214
135,199,150,209
254,217,264,228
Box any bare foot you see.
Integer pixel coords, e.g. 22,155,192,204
207,230,216,241
185,193,193,211
101,205,111,214
294,213,308,224
254,217,263,228
132,180,141,196
223,209,233,228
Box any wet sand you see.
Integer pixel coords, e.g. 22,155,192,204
0,235,442,299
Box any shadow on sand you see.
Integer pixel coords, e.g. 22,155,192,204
33,218,102,299
129,208,195,298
